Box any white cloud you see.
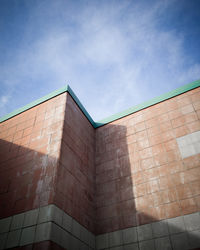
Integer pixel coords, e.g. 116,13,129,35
0,0,199,121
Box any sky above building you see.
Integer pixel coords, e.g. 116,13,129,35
0,0,200,121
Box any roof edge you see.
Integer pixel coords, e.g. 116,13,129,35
0,79,199,128
94,79,200,128
0,85,95,126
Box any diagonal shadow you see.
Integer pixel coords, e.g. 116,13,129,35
95,121,200,250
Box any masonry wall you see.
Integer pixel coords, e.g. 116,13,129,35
0,86,200,250
0,93,66,218
55,93,95,232
0,93,96,250
95,87,200,249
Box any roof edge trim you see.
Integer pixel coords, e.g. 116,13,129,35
0,79,199,128
94,79,200,128
0,85,95,126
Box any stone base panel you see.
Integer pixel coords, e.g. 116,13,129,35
0,204,95,250
96,212,200,250
1,206,200,250
177,131,200,159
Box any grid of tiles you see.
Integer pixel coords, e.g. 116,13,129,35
96,212,200,250
177,131,200,159
0,93,67,219
0,204,95,250
95,87,200,234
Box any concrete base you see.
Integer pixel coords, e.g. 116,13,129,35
96,212,200,250
0,204,95,250
0,205,200,249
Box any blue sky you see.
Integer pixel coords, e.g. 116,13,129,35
0,0,200,121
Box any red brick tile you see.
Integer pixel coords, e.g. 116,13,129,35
176,184,193,200
146,180,160,194
177,96,191,107
167,100,179,111
182,154,200,169
155,204,167,220
163,139,178,151
141,157,155,170
167,150,180,163
135,121,146,132
181,104,194,115
165,201,181,218
186,120,200,133
132,171,146,185
23,126,33,137
145,167,159,181
158,113,170,123
169,109,182,120
13,130,23,142
194,195,200,209
149,134,163,146
130,160,142,174
120,187,133,201
193,100,200,111
139,147,153,159
160,121,172,133
146,117,159,128
147,125,161,137
159,175,175,190
184,168,200,183
136,130,148,141
133,183,147,197
180,197,198,215
191,92,200,102
126,134,136,144
148,192,162,207
151,144,165,156
172,116,185,128
136,210,155,225
120,214,137,228
174,125,190,137
154,152,168,166
167,161,186,174
137,139,149,150
196,110,200,119
135,196,150,210
190,181,200,196
162,130,175,142
184,112,198,124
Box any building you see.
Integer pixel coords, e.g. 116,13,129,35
0,80,200,250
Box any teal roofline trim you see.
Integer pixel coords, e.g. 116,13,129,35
0,85,96,126
67,86,95,127
0,85,68,123
94,79,200,128
0,79,200,128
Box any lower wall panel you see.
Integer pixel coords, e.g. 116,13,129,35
0,204,200,250
0,204,95,250
96,212,200,250
3,241,65,250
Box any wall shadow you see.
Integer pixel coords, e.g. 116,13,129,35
94,123,200,250
0,138,58,219
0,120,200,250
0,136,95,233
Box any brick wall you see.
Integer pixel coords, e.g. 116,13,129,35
0,93,66,218
95,87,200,234
55,93,95,233
0,85,200,249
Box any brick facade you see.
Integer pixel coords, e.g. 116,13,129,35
0,84,200,249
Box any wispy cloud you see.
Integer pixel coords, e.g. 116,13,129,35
0,0,199,120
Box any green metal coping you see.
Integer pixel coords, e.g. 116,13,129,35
0,79,200,128
0,85,95,127
95,79,200,128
